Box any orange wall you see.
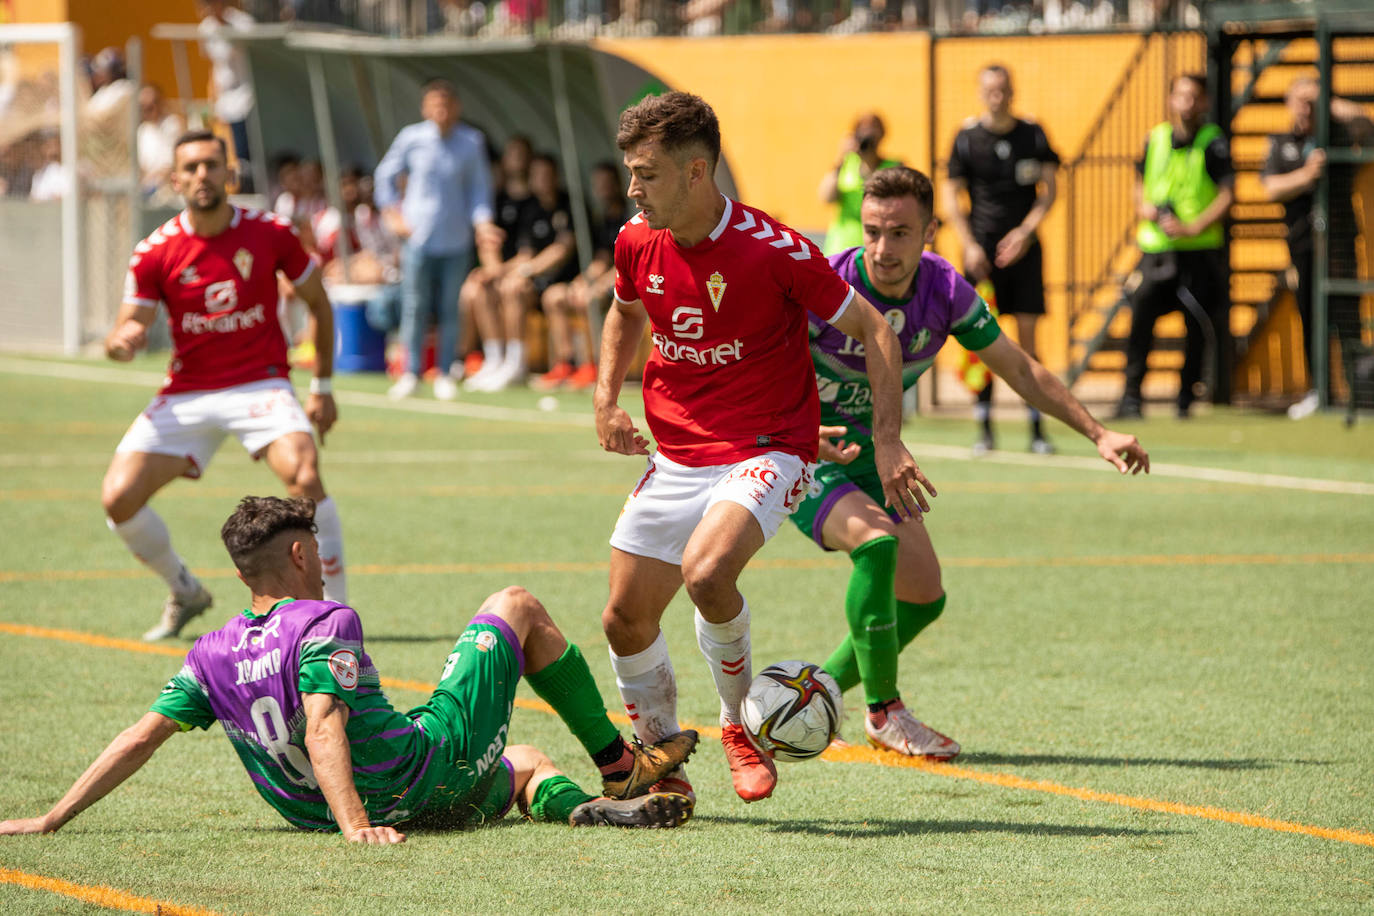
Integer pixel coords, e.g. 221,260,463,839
8,0,207,101
67,0,206,101
597,33,934,233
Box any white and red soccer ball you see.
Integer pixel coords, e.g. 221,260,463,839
740,660,843,762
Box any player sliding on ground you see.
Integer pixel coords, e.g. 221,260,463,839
0,497,697,841
793,166,1150,759
594,92,934,804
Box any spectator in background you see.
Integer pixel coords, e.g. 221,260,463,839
270,151,302,216
536,160,627,392
820,113,899,256
1260,76,1374,420
374,78,498,401
137,83,185,202
462,135,533,390
944,63,1060,455
469,153,577,392
1116,74,1234,420
314,164,404,337
28,128,67,201
197,0,256,183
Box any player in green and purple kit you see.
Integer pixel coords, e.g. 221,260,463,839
792,167,1150,759
0,497,696,842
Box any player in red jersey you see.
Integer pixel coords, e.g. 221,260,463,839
102,130,347,641
594,92,936,804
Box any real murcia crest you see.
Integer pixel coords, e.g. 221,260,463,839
706,271,727,312
233,248,253,280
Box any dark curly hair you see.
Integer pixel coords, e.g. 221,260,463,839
616,91,721,172
220,496,317,582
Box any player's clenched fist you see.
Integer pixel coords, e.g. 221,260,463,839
306,393,337,446
105,319,148,361
595,403,650,456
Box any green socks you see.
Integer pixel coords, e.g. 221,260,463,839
525,643,620,759
528,774,595,823
831,536,900,705
822,542,947,701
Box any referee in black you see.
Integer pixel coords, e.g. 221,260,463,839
945,63,1061,455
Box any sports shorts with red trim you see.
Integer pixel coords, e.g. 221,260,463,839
115,378,312,479
610,451,813,566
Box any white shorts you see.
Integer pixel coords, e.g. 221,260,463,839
610,451,813,566
115,378,312,479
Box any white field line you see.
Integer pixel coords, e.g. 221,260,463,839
3,356,1371,496
0,356,591,427
912,443,1374,496
0,449,616,467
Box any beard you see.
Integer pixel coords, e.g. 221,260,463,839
186,186,225,212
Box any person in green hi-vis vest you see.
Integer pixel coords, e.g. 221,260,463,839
819,112,901,255
1116,74,1235,420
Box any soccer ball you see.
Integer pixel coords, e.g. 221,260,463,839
740,660,843,762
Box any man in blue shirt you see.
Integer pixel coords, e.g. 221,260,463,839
374,79,498,401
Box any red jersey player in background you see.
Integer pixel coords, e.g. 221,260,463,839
594,92,936,805
102,130,347,641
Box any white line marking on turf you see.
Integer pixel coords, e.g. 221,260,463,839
0,449,618,467
913,444,1374,496
0,356,592,427
3,356,1370,495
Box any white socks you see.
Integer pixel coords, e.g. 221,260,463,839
608,631,679,743
503,340,525,373
482,340,503,365
313,496,347,603
108,507,200,599
695,598,752,726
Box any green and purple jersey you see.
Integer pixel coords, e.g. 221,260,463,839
813,247,1001,462
151,599,491,831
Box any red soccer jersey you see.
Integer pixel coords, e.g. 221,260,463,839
614,197,854,466
124,207,315,394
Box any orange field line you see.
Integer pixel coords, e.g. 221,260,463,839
0,867,221,916
4,622,1373,850
3,552,1373,586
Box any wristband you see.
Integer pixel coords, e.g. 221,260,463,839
309,377,332,395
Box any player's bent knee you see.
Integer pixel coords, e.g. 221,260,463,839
480,585,550,632
680,555,737,611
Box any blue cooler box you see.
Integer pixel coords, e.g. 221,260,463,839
329,283,388,373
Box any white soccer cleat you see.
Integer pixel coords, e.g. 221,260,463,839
432,374,459,401
1288,390,1319,420
864,707,960,760
144,585,213,641
387,372,419,400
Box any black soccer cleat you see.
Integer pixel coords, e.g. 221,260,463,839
569,791,694,828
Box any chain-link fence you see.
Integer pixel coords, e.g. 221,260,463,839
0,25,143,354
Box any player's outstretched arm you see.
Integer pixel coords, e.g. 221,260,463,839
104,302,157,362
302,693,405,845
0,712,180,835
829,295,936,518
976,335,1149,475
290,270,338,446
593,298,651,457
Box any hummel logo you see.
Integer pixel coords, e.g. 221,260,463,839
179,266,199,284
646,273,666,295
